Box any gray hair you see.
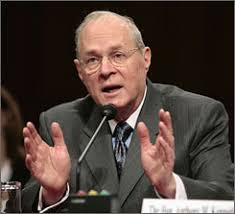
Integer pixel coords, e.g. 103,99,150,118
75,11,145,58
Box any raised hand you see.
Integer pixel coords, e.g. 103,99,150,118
23,122,71,204
137,109,176,198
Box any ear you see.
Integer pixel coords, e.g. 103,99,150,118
74,59,84,81
143,47,151,73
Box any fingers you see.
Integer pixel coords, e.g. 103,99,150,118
158,136,175,165
25,153,34,172
159,121,174,149
51,122,65,147
23,122,43,146
157,109,175,165
137,122,151,150
24,137,36,161
159,109,173,135
25,153,43,178
158,109,174,149
23,122,47,173
23,122,43,161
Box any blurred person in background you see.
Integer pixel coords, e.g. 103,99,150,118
1,86,30,187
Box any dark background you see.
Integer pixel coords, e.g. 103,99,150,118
2,1,234,160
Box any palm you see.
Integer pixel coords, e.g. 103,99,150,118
141,136,173,186
23,122,71,192
137,109,176,198
34,141,71,191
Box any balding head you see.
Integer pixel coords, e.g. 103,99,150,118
75,11,145,58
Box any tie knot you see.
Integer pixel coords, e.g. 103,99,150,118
113,122,133,142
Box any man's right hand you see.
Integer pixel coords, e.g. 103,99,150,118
23,122,71,205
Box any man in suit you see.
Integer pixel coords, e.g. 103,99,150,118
22,11,233,213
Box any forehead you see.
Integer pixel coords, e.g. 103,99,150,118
79,15,135,53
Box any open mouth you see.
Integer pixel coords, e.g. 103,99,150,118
102,85,122,93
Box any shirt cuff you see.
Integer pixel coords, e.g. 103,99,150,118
38,183,70,213
173,173,187,199
154,173,187,199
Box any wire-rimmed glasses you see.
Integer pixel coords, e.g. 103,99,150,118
79,48,140,75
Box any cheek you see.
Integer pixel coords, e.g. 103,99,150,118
82,76,101,99
82,76,95,92
126,61,146,84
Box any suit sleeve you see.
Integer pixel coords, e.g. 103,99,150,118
180,101,234,199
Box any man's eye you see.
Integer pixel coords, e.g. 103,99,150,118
86,57,99,65
113,52,126,61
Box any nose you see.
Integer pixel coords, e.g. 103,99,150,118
99,56,116,76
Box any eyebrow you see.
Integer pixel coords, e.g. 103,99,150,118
83,45,125,56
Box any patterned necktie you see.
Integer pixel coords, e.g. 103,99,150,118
113,122,133,178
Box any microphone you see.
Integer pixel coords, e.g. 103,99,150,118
76,104,117,192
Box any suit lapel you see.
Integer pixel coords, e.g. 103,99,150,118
118,80,163,206
80,105,119,194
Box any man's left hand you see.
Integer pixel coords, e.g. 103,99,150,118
137,108,176,198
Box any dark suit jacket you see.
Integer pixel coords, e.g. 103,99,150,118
21,79,234,212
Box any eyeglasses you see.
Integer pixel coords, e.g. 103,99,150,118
79,48,140,75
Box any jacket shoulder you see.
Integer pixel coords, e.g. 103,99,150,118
41,95,94,121
154,83,220,106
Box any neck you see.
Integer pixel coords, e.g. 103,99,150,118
115,106,135,122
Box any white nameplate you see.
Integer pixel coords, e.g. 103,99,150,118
141,199,234,213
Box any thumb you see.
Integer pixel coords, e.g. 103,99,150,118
51,122,65,147
137,122,151,150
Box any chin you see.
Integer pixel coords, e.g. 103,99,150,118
99,97,129,109
99,99,118,107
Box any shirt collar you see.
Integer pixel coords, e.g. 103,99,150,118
108,86,147,134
